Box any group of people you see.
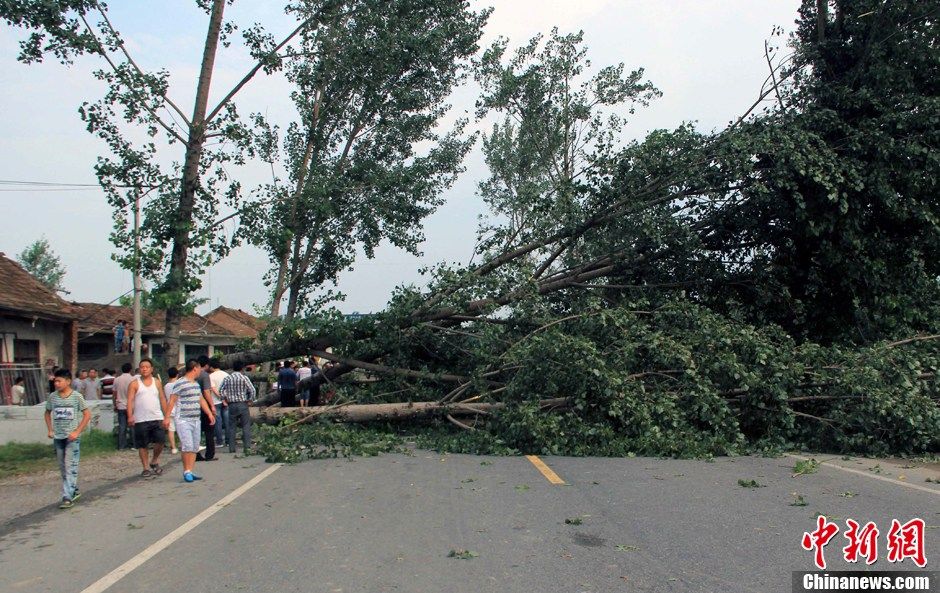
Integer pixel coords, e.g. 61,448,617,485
275,358,334,408
44,355,257,510
111,319,148,355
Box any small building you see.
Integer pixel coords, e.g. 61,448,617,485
0,252,78,404
205,306,267,341
71,302,248,367
0,253,78,369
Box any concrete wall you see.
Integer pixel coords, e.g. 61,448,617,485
0,401,115,445
0,316,68,368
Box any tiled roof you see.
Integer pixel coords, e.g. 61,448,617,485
0,252,76,321
205,306,266,339
71,302,234,337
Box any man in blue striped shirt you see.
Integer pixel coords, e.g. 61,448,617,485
164,360,215,482
219,360,256,455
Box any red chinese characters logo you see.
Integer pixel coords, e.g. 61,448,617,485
802,516,927,569
843,520,879,565
887,518,927,568
802,516,840,569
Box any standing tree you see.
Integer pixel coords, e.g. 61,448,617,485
473,29,660,261
241,0,490,321
16,237,67,292
1,1,336,367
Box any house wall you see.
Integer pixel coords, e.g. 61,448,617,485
0,315,70,369
0,401,114,445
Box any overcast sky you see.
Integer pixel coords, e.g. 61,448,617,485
0,0,800,316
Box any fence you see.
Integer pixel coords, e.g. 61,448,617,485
0,363,46,406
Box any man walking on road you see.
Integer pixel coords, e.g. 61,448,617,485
208,358,229,447
195,356,217,461
113,363,135,449
165,360,215,483
220,360,256,455
127,359,167,477
44,368,91,509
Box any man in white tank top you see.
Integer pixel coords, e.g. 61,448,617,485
126,358,167,477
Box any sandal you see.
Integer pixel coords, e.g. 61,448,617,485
150,464,164,476
140,469,152,478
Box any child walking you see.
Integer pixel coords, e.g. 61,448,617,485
44,368,91,509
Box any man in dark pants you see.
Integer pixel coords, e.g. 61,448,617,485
277,360,298,408
220,360,256,454
195,355,216,461
112,363,135,449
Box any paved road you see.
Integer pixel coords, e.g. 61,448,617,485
0,451,936,593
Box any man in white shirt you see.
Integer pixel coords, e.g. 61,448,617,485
126,358,166,477
208,358,229,447
164,367,180,455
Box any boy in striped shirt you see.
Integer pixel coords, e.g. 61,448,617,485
164,360,215,482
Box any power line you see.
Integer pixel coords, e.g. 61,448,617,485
0,179,162,189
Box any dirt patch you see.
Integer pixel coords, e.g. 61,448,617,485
0,449,177,525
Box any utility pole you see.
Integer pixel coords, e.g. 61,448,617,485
133,193,142,369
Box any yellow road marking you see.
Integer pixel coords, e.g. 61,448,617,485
526,455,566,485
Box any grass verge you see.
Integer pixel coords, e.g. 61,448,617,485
0,430,119,479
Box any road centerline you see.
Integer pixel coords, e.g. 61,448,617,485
525,455,566,485
79,463,283,593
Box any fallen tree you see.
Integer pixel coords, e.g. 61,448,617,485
226,0,940,461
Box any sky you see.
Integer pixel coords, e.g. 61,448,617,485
0,0,801,316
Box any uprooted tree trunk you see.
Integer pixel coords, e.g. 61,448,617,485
253,397,571,425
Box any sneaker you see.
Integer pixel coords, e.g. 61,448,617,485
59,499,73,509
71,491,81,503
191,473,203,481
183,472,195,483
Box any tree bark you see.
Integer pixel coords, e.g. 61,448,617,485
162,0,226,369
253,397,570,424
817,0,827,42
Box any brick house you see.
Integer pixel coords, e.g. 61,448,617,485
205,306,267,341
71,302,247,366
0,252,78,371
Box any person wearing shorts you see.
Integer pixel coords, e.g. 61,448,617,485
164,367,180,454
126,358,167,478
165,360,215,483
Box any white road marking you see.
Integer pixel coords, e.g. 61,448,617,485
80,463,283,593
787,454,940,497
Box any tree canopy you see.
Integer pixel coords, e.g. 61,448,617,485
17,237,67,292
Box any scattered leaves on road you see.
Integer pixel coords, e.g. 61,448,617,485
448,549,478,560
738,479,764,488
127,523,143,530
792,459,820,477
615,545,640,552
790,494,808,506
565,517,584,525
839,491,858,498
515,484,530,491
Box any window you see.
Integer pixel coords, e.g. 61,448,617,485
184,344,209,360
78,342,110,361
13,339,39,364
